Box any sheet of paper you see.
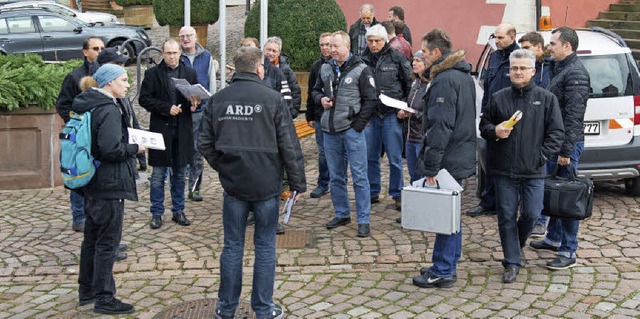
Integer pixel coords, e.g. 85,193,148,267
379,94,416,113
172,78,212,100
411,169,463,192
128,128,166,151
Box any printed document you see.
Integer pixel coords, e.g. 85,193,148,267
128,128,165,150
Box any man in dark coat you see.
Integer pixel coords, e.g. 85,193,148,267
198,46,306,319
348,3,379,56
412,29,476,289
387,5,412,45
480,49,564,284
55,36,104,233
530,26,590,271
139,39,199,230
264,36,301,118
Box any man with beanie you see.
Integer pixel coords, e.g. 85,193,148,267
179,26,219,202
56,37,104,233
73,63,144,314
139,39,199,230
361,24,412,211
198,46,306,319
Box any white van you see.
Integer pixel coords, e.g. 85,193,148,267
474,27,640,196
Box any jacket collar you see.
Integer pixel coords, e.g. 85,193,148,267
554,52,578,71
511,79,536,96
429,50,466,79
232,72,263,84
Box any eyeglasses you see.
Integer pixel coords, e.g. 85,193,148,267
509,66,533,72
179,34,195,39
90,46,105,52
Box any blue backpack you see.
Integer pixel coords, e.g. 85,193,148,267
59,109,100,189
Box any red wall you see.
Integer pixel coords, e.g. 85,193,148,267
336,0,614,70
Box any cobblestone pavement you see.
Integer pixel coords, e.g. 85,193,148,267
2,6,640,319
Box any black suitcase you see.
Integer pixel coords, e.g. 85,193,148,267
542,164,594,220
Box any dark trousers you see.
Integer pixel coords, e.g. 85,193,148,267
78,196,124,299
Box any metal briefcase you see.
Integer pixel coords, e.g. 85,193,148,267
401,186,461,234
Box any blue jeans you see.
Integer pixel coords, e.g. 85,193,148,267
70,191,85,224
427,178,464,278
324,128,371,224
150,166,187,217
314,121,330,190
494,175,544,268
364,113,404,199
543,142,584,258
405,141,423,183
217,193,279,318
189,111,204,192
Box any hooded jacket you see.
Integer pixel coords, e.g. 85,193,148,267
480,81,565,178
72,88,138,200
548,52,590,157
482,41,519,109
198,72,307,201
361,43,412,116
418,51,477,180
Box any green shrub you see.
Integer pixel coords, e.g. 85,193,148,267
244,0,346,71
0,54,82,111
114,0,152,6
153,0,219,26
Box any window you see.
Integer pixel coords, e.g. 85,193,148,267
38,15,75,32
6,16,36,34
580,54,630,97
0,18,8,34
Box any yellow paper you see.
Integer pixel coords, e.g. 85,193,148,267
503,110,523,129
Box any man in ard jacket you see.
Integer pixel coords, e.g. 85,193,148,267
139,39,198,230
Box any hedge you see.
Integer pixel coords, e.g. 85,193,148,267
244,0,346,71
153,0,219,26
114,0,152,6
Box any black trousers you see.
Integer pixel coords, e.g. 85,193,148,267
78,196,124,299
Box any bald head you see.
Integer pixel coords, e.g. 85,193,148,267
494,23,516,50
179,26,198,53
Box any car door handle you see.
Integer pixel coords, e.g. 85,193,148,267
42,36,53,41
0,38,12,43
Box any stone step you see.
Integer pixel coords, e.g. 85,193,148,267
619,0,640,3
599,11,640,21
610,29,640,39
626,39,640,50
588,19,640,31
632,48,640,60
610,3,640,12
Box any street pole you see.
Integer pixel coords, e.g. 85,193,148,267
260,0,267,48
220,0,226,88
184,0,191,26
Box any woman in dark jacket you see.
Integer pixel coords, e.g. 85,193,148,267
72,64,144,315
398,51,429,183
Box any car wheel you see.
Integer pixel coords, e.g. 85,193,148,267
108,40,135,64
625,177,640,196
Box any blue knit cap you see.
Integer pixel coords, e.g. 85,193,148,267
93,64,126,88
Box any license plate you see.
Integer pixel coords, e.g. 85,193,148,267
583,121,600,135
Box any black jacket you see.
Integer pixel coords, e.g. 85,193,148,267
361,43,412,116
404,77,428,142
482,41,519,110
139,60,198,167
480,81,565,178
198,72,307,201
56,59,97,123
262,57,295,117
418,51,477,180
278,53,302,118
348,17,380,56
548,52,590,157
72,88,138,200
305,54,331,122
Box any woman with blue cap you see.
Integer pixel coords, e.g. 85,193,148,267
72,64,144,315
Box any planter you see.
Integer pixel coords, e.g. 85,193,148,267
123,4,155,28
0,107,64,189
169,24,209,49
294,71,310,112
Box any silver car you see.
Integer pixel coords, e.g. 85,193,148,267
0,0,121,26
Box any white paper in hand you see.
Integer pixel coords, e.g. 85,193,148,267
379,94,416,113
128,128,166,150
282,191,297,224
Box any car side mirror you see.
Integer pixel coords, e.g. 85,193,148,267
73,26,82,33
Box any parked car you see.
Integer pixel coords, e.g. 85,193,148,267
474,27,640,196
0,0,122,26
0,8,150,61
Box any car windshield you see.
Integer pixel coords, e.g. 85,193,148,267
579,54,631,98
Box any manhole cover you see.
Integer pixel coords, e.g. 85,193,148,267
245,229,313,248
154,298,255,319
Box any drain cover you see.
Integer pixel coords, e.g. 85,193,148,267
154,299,255,319
245,229,313,248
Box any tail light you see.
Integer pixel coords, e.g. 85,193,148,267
634,95,640,125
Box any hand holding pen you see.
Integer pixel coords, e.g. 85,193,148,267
170,104,182,116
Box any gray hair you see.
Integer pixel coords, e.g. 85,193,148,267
264,36,283,50
234,46,263,74
509,49,536,67
365,24,388,43
360,4,374,15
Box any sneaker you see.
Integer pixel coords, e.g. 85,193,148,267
265,304,284,319
79,293,95,306
412,272,456,288
189,191,203,202
214,308,234,319
529,240,559,252
115,251,127,262
546,255,576,270
94,296,135,315
72,222,84,233
530,223,546,237
310,186,329,198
